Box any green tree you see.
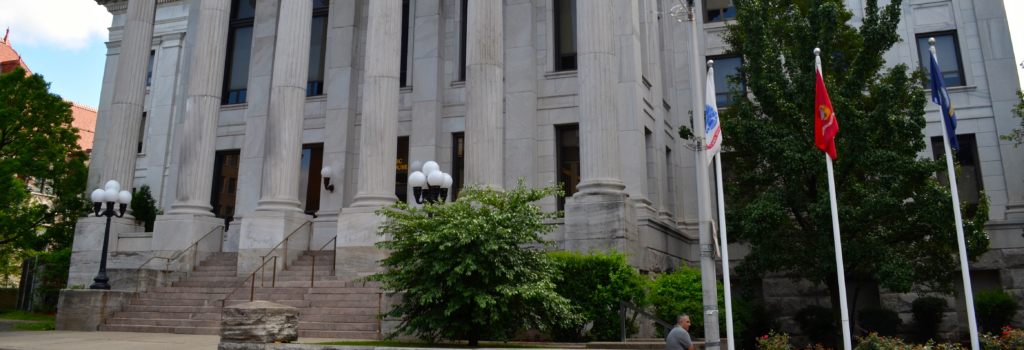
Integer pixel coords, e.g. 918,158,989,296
721,0,989,346
547,250,648,342
999,90,1023,146
649,267,736,339
131,185,160,232
0,67,89,252
365,180,578,346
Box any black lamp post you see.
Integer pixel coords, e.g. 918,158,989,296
88,180,132,290
408,160,452,205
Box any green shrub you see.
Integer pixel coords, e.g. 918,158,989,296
981,327,1024,350
911,296,946,342
649,266,729,339
854,333,966,350
131,185,159,232
794,305,835,348
756,331,793,350
547,250,648,342
857,307,902,336
32,249,71,313
975,288,1018,334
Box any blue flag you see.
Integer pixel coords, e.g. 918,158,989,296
929,52,959,152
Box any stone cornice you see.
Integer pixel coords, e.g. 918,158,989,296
101,0,186,13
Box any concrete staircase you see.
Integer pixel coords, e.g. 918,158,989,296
99,251,382,339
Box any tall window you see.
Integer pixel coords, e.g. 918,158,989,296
223,0,255,104
147,51,155,86
932,134,983,218
299,144,324,215
396,137,410,203
709,56,743,107
452,133,465,200
553,0,577,71
138,112,147,153
211,150,241,218
307,1,328,96
556,124,580,212
459,0,468,81
666,147,675,214
645,129,656,203
917,32,965,87
705,0,736,22
400,0,411,87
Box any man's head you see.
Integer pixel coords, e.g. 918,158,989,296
677,315,691,330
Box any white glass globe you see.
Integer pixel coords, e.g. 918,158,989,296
422,161,440,175
103,188,118,203
409,161,423,173
118,191,133,205
441,173,453,189
320,166,333,178
91,189,105,203
105,180,120,192
426,170,444,186
408,171,427,187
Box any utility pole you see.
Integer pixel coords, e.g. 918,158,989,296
685,0,721,348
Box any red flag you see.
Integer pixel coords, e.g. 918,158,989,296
815,70,839,159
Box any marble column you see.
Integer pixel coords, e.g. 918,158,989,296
100,0,156,214
350,0,402,208
336,0,402,275
255,0,315,212
563,0,638,259
168,0,231,216
464,0,504,190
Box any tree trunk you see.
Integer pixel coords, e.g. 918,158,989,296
826,274,844,350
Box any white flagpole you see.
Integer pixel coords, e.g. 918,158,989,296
931,38,980,350
815,48,852,350
714,154,735,350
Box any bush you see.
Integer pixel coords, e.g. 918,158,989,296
854,333,966,350
857,307,902,336
32,249,71,312
131,185,159,232
981,327,1024,350
547,250,648,342
757,331,793,350
649,266,729,339
736,299,782,350
794,305,835,348
911,296,946,342
975,288,1018,334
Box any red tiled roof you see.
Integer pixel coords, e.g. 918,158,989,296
0,31,31,75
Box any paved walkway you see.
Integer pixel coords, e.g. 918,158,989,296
0,330,221,350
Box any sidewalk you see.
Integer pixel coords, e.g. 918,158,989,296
0,330,221,350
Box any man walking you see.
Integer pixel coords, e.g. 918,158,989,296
667,315,694,350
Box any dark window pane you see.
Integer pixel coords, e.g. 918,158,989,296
554,0,577,71
721,7,737,19
556,125,580,212
147,51,154,86
313,0,328,9
459,0,468,81
916,34,964,86
307,15,327,96
705,0,735,22
711,56,743,106
452,133,465,200
138,112,147,153
400,0,410,87
931,134,983,218
224,25,253,104
211,150,241,218
396,137,410,203
299,145,324,215
233,0,256,19
707,9,721,22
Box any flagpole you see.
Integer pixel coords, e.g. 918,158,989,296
714,154,735,350
815,48,852,350
931,38,980,350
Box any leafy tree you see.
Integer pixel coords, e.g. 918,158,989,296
974,288,1017,334
721,0,989,345
547,250,648,342
649,266,734,339
365,180,579,346
132,185,160,232
999,90,1023,146
910,296,946,342
0,66,89,252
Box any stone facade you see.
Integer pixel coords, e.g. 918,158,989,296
77,0,1022,343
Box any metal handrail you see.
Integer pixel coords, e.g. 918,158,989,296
619,300,673,342
109,224,225,292
220,255,277,307
310,236,337,287
259,222,312,281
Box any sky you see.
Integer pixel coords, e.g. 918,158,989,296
0,0,1022,110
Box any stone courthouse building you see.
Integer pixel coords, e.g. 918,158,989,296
69,0,1022,341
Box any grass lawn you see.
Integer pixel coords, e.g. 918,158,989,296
10,321,55,331
312,341,553,348
0,310,57,322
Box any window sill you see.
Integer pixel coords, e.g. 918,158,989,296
450,80,466,88
400,86,413,93
220,103,248,111
703,20,734,29
306,95,327,102
925,84,977,93
137,153,146,157
544,70,578,79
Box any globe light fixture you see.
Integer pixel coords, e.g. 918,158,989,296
320,166,335,192
89,180,132,290
408,160,450,205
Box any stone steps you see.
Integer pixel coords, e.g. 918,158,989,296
101,249,381,340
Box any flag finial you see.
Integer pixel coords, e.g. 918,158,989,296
814,48,821,56
707,60,714,68
929,37,935,46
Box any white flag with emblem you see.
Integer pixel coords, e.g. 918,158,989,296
705,66,722,165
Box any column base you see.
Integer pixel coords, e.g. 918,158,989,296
69,216,143,288
336,206,389,276
238,211,312,274
55,289,135,331
563,192,639,264
152,214,227,269
311,212,339,252
1006,201,1024,220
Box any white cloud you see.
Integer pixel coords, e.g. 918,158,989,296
0,0,112,51
1006,0,1024,89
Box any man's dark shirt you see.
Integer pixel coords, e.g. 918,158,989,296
666,325,693,350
